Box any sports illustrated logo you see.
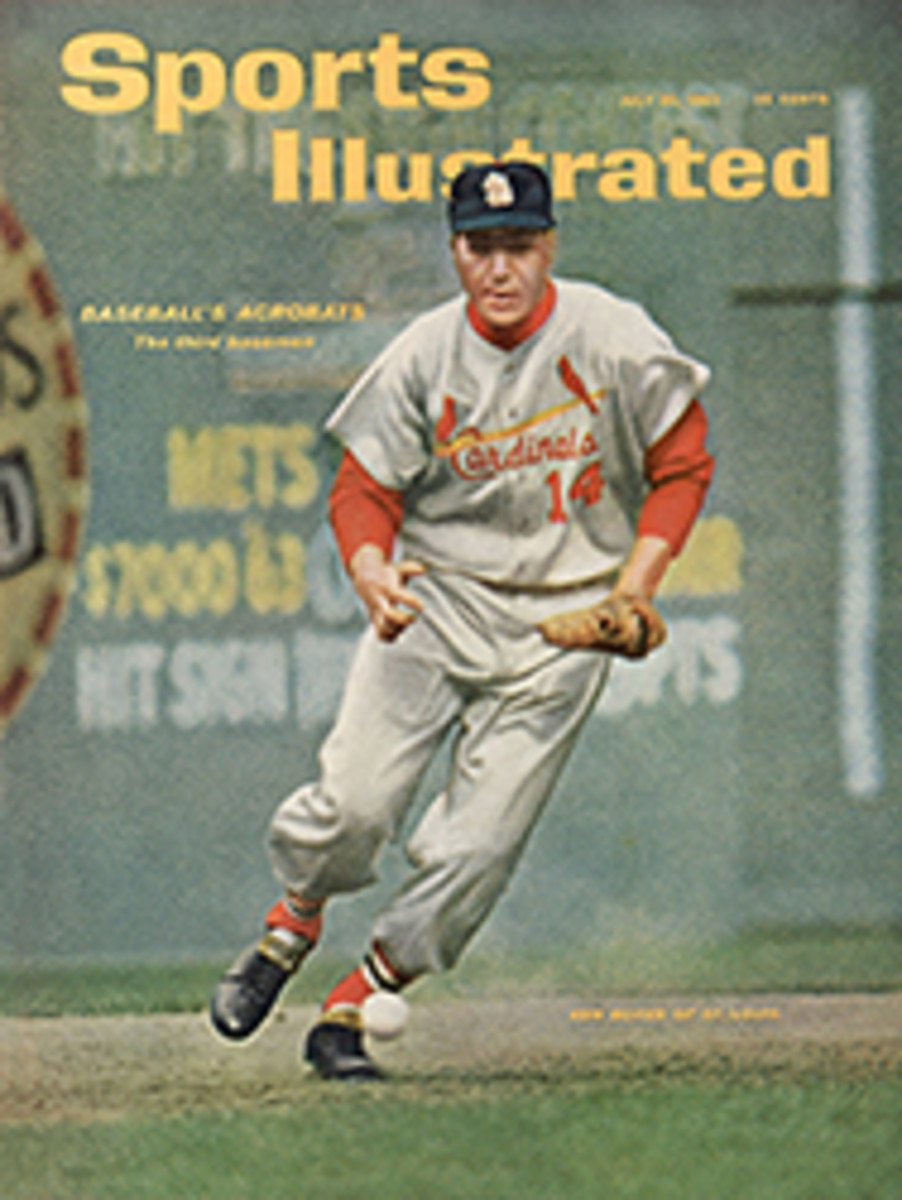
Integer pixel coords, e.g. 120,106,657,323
0,193,89,735
482,170,515,208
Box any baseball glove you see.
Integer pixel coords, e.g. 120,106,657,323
537,592,667,659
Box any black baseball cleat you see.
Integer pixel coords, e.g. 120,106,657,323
304,1019,385,1082
210,928,313,1041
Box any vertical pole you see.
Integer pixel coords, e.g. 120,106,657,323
834,87,884,797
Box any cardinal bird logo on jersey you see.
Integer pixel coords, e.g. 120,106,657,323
557,355,601,414
435,395,458,445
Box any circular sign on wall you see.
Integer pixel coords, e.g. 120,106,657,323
0,190,89,736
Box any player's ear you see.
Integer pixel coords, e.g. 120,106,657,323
543,229,558,264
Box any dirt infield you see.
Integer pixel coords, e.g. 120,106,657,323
2,993,900,1124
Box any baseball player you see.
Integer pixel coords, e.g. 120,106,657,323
210,161,715,1081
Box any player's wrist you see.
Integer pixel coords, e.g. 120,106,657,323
614,535,672,600
349,542,389,582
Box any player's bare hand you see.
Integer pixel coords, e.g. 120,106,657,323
350,545,426,641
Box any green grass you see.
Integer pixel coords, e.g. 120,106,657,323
1,925,900,1018
3,927,899,1198
2,1080,900,1200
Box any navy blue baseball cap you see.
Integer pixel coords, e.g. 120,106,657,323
448,161,555,233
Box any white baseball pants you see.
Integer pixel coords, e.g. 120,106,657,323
268,570,610,979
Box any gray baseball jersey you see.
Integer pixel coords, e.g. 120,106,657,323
327,278,711,588
268,278,712,979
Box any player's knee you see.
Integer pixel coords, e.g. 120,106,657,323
268,783,389,860
267,795,391,898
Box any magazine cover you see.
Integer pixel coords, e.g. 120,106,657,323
1,1,899,1195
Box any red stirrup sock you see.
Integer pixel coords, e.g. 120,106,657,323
322,942,412,1016
265,895,324,946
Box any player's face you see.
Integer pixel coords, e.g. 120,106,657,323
452,228,556,334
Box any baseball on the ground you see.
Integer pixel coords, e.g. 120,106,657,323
361,991,409,1040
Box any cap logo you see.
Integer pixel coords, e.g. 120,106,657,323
482,171,515,209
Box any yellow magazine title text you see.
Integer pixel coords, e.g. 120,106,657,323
59,30,831,206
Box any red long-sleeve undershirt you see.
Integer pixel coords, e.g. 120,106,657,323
329,399,714,571
329,451,405,568
637,398,715,554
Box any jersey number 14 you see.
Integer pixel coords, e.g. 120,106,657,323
544,461,604,524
